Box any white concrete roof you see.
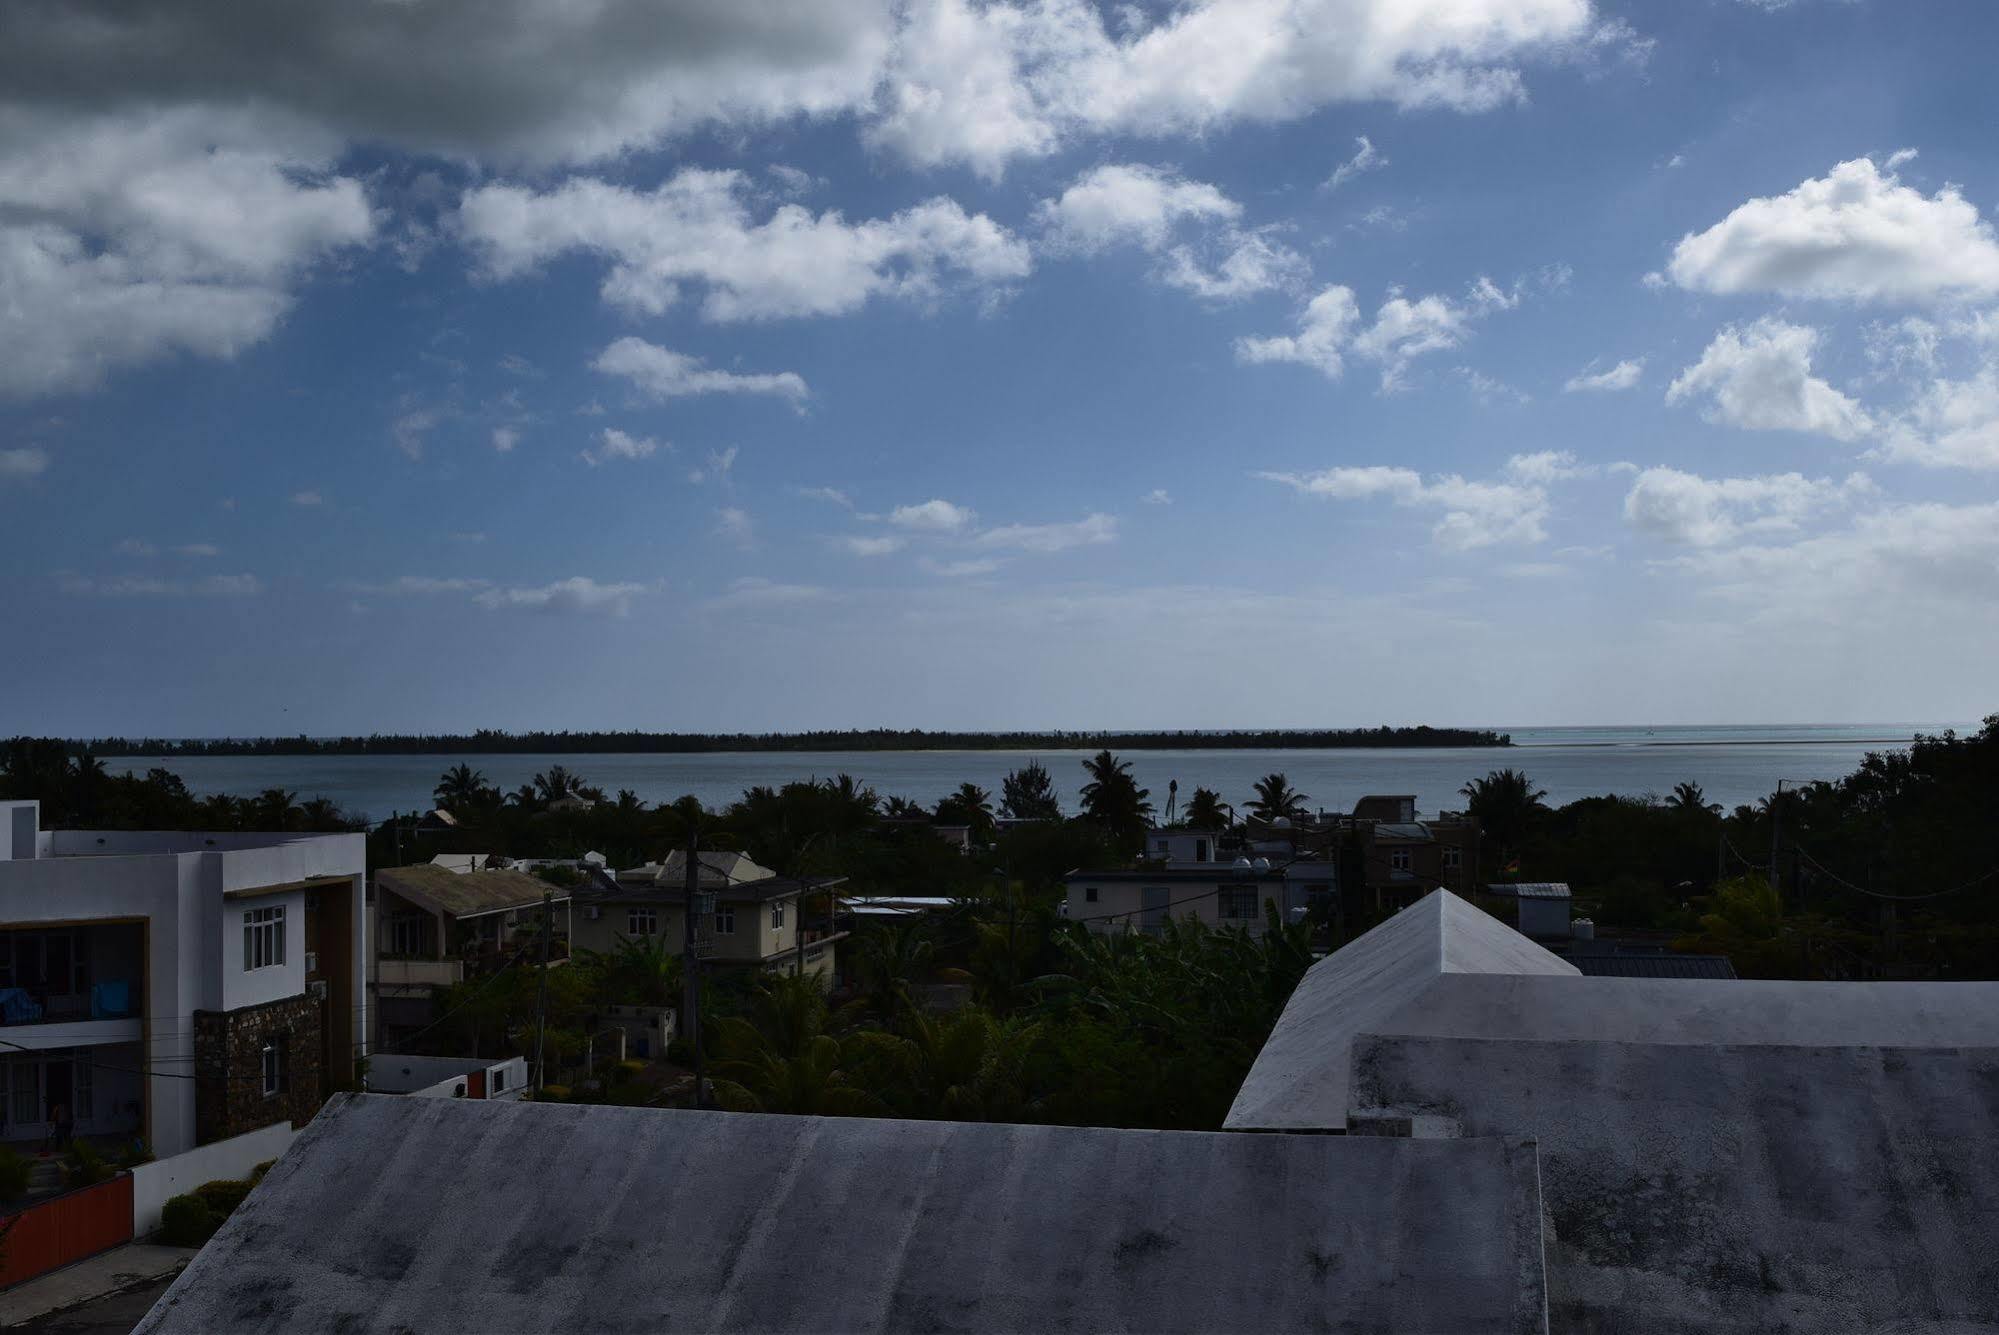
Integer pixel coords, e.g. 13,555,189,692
137,1094,1551,1335
1352,1035,1999,1333
1230,890,1999,1132
1226,890,1578,1131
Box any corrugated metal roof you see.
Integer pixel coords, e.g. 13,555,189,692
137,1095,1551,1335
1485,882,1571,899
1351,1036,1999,1333
1573,953,1736,979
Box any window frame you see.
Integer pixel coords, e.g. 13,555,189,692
243,905,286,971
1390,847,1412,872
771,901,785,930
713,906,736,935
260,1038,286,1098
627,906,658,937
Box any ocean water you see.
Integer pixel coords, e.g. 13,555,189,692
103,724,1965,825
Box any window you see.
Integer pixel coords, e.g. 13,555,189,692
492,1067,507,1094
1219,885,1259,920
1195,839,1210,863
243,905,285,970
1390,847,1411,873
1084,886,1099,903
713,907,736,934
771,902,785,930
1443,847,1462,870
386,913,429,957
804,946,824,964
627,907,657,936
261,1039,287,1098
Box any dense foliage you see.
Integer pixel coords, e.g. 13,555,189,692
62,725,1512,756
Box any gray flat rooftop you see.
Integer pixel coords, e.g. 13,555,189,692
137,1094,1551,1335
1351,1035,1999,1334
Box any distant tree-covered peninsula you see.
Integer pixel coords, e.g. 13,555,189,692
80,726,1511,757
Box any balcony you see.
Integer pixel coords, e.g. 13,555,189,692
375,958,465,990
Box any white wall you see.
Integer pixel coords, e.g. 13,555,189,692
129,1121,300,1237
0,827,367,1157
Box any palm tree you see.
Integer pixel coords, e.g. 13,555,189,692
851,923,936,1025
1458,768,1548,874
1079,751,1153,853
1668,781,1721,817
709,975,884,1116
934,782,995,837
1247,773,1309,823
252,787,301,831
433,763,490,812
533,765,584,804
299,797,346,831
1183,787,1229,830
999,761,1061,820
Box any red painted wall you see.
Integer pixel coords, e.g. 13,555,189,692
0,1174,135,1289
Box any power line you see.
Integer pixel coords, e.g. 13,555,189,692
1795,845,1999,902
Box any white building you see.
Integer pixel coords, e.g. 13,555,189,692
0,799,367,1158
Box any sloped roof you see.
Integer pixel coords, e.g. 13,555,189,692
1350,1036,1999,1334
375,864,562,919
136,1094,1551,1335
1231,890,1999,1131
1226,890,1579,1131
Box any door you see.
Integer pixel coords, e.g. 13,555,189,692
1141,886,1172,935
44,1060,72,1131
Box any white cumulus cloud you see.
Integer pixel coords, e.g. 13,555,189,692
460,169,1030,322
1239,277,1517,389
474,576,647,616
1667,319,1873,440
891,499,978,532
1257,458,1564,550
1564,358,1644,392
581,428,663,467
593,336,808,403
1622,466,1875,546
974,512,1118,553
1663,155,1999,305
1,446,49,480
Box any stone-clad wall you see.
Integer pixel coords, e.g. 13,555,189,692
193,993,324,1144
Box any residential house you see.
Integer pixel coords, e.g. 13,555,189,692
368,1054,528,1102
1481,881,1572,939
1064,860,1293,936
569,851,846,985
369,865,570,1051
0,799,366,1158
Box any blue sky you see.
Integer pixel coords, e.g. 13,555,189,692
3,0,1997,736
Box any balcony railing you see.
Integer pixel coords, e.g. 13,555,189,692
374,958,465,989
0,982,137,1026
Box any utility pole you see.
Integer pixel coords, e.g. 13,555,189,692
533,890,552,1094
1769,780,1786,908
682,824,706,1109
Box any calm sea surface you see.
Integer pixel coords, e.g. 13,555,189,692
105,724,1968,825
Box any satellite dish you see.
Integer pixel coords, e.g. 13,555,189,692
1272,816,1292,829
1232,856,1253,871
1252,857,1271,873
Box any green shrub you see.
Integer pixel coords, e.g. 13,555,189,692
538,1084,571,1102
615,1058,647,1078
63,1142,113,1189
0,1148,29,1201
159,1195,220,1247
250,1160,275,1183
193,1179,253,1215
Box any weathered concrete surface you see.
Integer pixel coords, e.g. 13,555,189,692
135,1093,1551,1335
1351,1036,1999,1335
1230,891,1999,1133
1227,890,1578,1130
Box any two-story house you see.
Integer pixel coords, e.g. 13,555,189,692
369,865,571,1051
1064,858,1293,937
0,799,366,1157
569,852,846,985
